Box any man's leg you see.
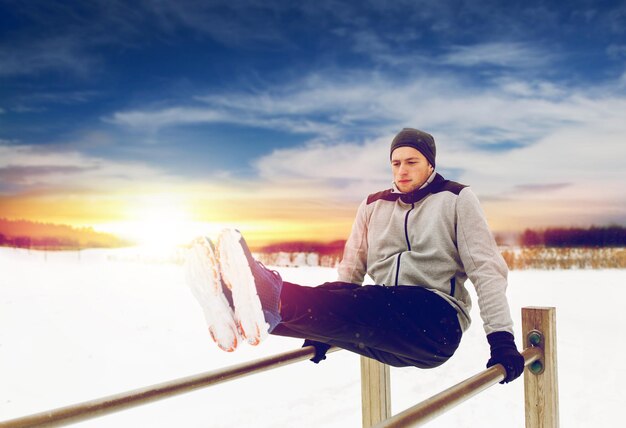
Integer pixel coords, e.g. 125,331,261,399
272,281,463,368
212,228,461,367
185,237,239,352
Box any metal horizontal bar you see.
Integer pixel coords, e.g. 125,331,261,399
0,345,340,428
374,346,542,428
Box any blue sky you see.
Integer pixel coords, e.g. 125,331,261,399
1,0,626,244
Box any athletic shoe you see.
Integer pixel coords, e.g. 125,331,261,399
216,229,283,345
185,236,239,352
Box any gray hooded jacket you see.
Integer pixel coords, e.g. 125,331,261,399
337,172,514,335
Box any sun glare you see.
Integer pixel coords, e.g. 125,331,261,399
91,193,345,254
94,194,216,253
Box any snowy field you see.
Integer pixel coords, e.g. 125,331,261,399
1,247,624,427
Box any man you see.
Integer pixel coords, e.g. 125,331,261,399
186,128,524,383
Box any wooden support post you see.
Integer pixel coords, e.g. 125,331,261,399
522,307,559,428
361,356,391,428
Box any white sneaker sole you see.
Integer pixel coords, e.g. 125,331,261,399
216,229,268,345
185,237,239,352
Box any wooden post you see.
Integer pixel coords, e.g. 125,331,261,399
522,307,559,428
361,356,391,428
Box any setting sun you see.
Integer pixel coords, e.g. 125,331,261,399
94,194,202,249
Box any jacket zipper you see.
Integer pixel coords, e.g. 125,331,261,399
394,253,402,286
395,203,415,286
404,203,414,251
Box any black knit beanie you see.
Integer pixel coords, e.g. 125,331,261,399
389,128,436,167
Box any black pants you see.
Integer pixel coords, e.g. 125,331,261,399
271,281,463,368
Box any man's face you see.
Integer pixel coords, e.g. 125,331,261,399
391,146,434,193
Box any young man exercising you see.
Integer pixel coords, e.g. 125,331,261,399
186,128,524,383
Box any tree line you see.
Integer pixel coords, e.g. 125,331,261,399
0,218,130,250
519,226,626,247
0,234,76,249
0,233,104,250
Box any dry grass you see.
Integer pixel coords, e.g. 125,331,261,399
259,247,626,270
501,247,626,269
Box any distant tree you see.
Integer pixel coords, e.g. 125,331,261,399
520,229,543,246
13,236,31,249
259,240,346,256
592,225,626,246
542,226,626,247
0,218,130,249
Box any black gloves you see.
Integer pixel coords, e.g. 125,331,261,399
486,331,525,384
302,339,332,364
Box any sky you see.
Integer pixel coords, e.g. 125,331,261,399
1,0,626,247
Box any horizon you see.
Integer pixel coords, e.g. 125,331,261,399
2,217,626,252
1,1,626,247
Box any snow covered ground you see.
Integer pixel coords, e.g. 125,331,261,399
1,247,624,427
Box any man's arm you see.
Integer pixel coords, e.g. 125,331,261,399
456,188,513,334
456,188,523,383
337,198,369,284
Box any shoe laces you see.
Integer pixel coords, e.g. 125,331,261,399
255,261,281,281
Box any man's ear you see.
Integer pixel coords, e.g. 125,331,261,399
429,164,434,173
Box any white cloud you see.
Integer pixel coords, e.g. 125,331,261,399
108,64,587,146
105,67,626,225
495,78,568,99
251,77,626,227
107,71,443,136
108,72,407,136
440,42,552,68
144,0,288,47
0,142,173,192
107,107,228,129
254,136,392,200
0,37,97,77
